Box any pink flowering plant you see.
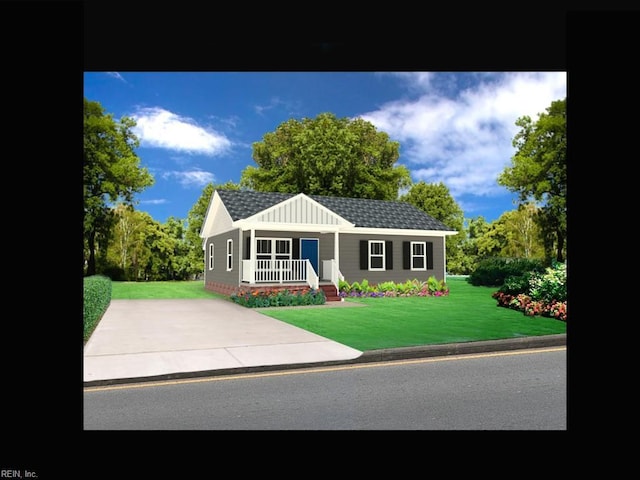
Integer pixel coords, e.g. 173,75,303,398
492,261,567,322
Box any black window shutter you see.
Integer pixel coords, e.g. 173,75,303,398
292,238,300,259
385,241,393,270
360,240,368,270
245,236,251,260
426,241,433,269
403,241,410,269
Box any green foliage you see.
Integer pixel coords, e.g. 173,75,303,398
468,257,545,287
84,98,154,276
427,276,445,294
240,112,411,200
528,261,567,302
498,98,566,263
400,181,463,232
230,287,326,308
491,261,567,321
338,279,351,293
101,265,126,281
83,275,112,343
339,277,449,298
499,272,534,296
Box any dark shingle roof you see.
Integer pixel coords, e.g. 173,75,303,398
216,189,454,231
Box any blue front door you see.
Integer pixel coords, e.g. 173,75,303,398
300,238,319,275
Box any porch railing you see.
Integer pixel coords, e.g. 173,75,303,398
322,259,344,292
242,259,319,289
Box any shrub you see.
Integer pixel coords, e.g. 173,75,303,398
528,261,567,303
468,257,546,287
230,287,326,308
339,277,449,298
491,262,567,322
499,272,535,296
101,265,126,281
83,275,112,343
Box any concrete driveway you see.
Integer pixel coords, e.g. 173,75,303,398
83,299,363,385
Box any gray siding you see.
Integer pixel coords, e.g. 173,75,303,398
338,233,446,284
207,229,446,286
204,229,241,286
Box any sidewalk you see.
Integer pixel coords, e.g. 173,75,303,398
83,299,566,387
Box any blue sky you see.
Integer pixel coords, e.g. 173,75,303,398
83,71,566,224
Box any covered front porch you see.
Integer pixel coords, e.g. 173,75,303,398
241,258,343,291
232,192,353,299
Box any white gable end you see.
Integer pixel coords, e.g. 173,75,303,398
243,193,353,227
200,190,234,240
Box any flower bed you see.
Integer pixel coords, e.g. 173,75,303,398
492,291,567,322
230,287,326,308
339,277,449,298
491,261,567,322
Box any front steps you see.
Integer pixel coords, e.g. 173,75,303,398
319,284,341,302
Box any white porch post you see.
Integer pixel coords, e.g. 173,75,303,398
238,228,243,285
334,231,340,271
249,228,255,284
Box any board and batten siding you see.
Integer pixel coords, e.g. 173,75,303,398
338,233,446,285
204,229,241,285
252,196,342,225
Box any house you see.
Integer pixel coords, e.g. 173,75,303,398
199,189,458,301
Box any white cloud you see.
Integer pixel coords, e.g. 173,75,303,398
162,169,215,187
131,107,232,156
254,97,302,117
140,198,168,205
106,72,126,82
360,72,566,199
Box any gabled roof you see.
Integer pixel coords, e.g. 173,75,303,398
216,189,454,232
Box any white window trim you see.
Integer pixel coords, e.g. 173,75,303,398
368,240,385,271
208,242,214,270
256,237,292,261
226,239,233,271
411,241,427,271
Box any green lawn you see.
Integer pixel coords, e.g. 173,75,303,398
111,280,226,299
110,277,566,352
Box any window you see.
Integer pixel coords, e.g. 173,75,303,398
369,240,385,271
208,242,214,270
255,237,293,282
403,240,433,270
226,239,233,271
360,240,393,271
256,238,292,261
411,241,426,270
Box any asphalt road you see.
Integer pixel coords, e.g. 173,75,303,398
84,346,566,430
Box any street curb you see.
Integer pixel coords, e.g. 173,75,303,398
355,333,567,363
83,334,566,388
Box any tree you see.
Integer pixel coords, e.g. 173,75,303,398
498,98,566,263
240,112,411,200
498,203,545,259
459,216,493,273
399,181,465,273
84,98,154,276
109,204,146,278
184,181,241,278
